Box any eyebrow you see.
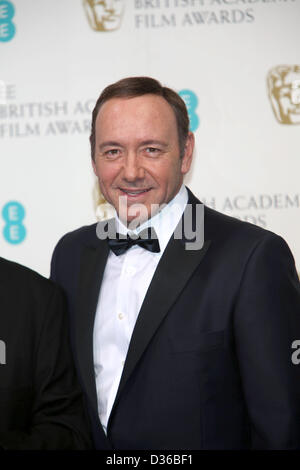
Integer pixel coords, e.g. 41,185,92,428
98,141,123,151
98,140,168,151
140,140,168,147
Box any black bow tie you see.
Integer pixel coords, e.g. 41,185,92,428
107,227,160,256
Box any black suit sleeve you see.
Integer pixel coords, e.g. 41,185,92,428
0,283,92,450
234,233,300,449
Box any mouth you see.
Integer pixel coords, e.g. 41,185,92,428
118,188,152,198
103,14,118,22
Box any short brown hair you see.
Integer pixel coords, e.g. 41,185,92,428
90,76,190,161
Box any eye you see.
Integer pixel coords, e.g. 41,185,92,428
145,147,160,155
279,87,291,98
104,149,121,158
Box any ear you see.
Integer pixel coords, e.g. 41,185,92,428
181,132,194,175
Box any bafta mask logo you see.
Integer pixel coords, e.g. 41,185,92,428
83,0,124,32
267,65,300,125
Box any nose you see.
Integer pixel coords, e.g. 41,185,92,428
122,152,145,183
104,0,114,12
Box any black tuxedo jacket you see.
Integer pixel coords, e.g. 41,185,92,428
0,257,91,449
51,189,300,450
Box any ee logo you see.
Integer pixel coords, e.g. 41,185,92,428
178,89,200,132
0,1,15,42
2,201,26,244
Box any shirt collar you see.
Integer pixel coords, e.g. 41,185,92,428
114,185,188,255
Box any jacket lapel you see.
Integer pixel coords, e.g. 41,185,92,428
75,234,110,416
109,191,211,425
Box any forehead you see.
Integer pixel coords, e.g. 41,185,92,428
94,0,123,10
277,72,300,88
95,95,177,134
284,72,300,85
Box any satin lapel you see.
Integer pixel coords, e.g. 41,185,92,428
110,206,211,421
75,238,110,415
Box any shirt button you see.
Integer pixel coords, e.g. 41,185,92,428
118,312,124,320
126,266,136,276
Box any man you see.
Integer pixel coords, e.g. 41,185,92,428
0,256,91,449
51,76,300,449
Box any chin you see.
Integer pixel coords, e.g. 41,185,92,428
104,19,119,30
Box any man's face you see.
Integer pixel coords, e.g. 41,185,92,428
84,0,124,32
268,66,300,125
92,95,194,225
276,72,300,123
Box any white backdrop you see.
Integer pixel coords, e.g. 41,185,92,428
1,0,299,277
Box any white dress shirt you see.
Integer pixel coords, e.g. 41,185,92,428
93,185,188,433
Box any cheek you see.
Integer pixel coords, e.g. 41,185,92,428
150,168,181,198
95,162,118,186
160,161,183,184
148,159,179,179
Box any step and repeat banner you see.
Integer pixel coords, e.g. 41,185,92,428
0,0,299,277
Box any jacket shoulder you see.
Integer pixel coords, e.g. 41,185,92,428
188,187,276,245
204,205,278,243
54,223,99,251
202,205,297,264
50,223,100,284
0,257,59,298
